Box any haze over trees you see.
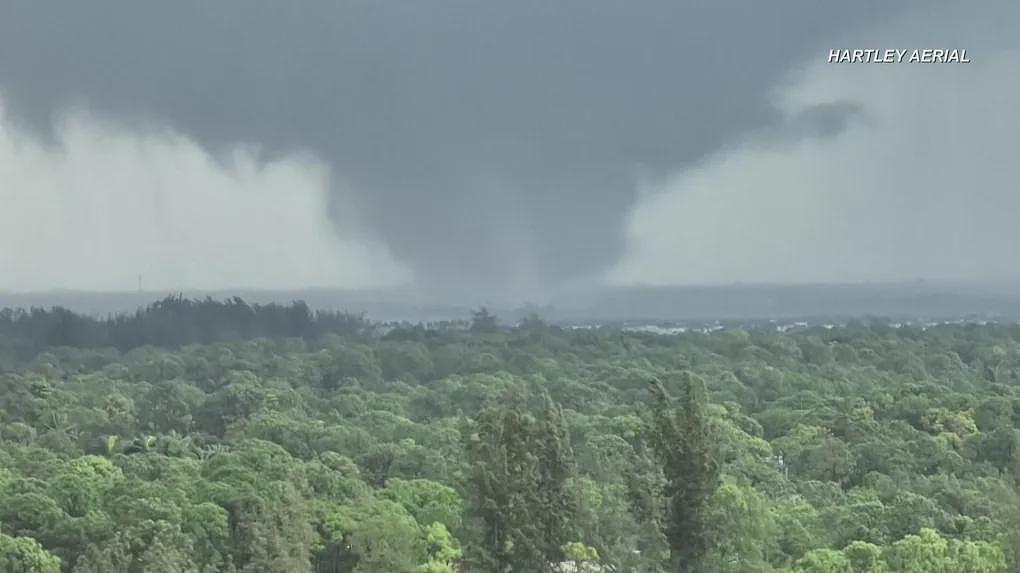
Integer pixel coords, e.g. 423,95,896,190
0,298,1018,571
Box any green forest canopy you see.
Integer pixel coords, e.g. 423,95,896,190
1,297,1019,572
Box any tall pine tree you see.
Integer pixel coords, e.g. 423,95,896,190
464,389,576,572
649,373,720,573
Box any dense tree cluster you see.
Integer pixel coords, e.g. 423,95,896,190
1,301,1020,571
0,296,373,359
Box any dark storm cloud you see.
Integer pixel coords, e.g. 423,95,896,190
0,0,919,296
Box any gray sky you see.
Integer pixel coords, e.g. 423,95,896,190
0,1,1012,300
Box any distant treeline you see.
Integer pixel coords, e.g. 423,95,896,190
0,295,373,357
